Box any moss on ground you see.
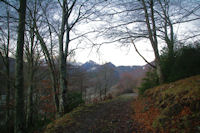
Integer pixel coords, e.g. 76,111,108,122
132,75,200,132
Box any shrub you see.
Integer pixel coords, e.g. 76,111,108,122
161,43,200,82
65,91,84,113
138,69,159,95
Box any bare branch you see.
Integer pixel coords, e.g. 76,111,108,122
0,0,19,12
131,39,156,68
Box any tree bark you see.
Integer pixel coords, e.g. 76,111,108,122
141,0,164,84
59,0,68,115
26,21,35,128
15,0,26,132
26,64,33,127
5,7,11,133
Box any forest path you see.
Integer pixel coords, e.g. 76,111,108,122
45,93,138,133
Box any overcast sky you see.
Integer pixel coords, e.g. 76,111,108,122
74,40,155,66
73,21,200,66
72,21,199,66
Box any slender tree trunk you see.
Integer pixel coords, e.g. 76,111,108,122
80,79,83,98
100,87,102,100
6,57,11,132
141,0,164,83
150,0,164,83
158,0,175,60
34,21,60,115
35,31,60,114
5,8,11,132
59,52,67,114
85,88,87,101
59,0,68,115
26,23,35,128
26,63,33,127
167,21,175,60
15,0,26,132
50,73,59,114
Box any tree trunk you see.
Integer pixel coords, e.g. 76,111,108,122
59,0,68,115
167,20,175,60
5,8,11,132
85,88,87,101
158,0,175,60
26,23,35,128
26,67,33,127
51,74,60,113
80,79,83,99
100,88,102,100
59,52,67,114
34,27,60,115
15,0,26,132
141,0,164,84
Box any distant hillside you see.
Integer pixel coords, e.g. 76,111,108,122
80,60,99,71
132,75,200,132
80,60,148,79
78,60,152,97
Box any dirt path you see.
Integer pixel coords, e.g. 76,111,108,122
45,93,138,133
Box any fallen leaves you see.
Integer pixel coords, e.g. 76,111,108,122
132,98,160,133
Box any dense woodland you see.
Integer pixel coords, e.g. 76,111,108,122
0,0,200,133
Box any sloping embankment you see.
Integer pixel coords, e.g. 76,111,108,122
132,75,200,133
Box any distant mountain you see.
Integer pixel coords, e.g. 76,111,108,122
103,62,116,69
80,60,145,76
80,60,100,72
79,60,155,91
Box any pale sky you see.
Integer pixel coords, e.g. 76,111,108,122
72,18,199,66
74,40,155,66
73,22,199,66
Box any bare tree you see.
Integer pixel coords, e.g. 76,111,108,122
24,0,43,127
26,0,103,116
94,0,200,83
57,0,90,115
52,0,104,115
140,0,164,83
14,0,27,132
26,0,60,116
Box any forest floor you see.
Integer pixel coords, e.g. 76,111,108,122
44,93,139,133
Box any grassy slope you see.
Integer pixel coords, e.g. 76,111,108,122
44,94,136,133
132,75,200,133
